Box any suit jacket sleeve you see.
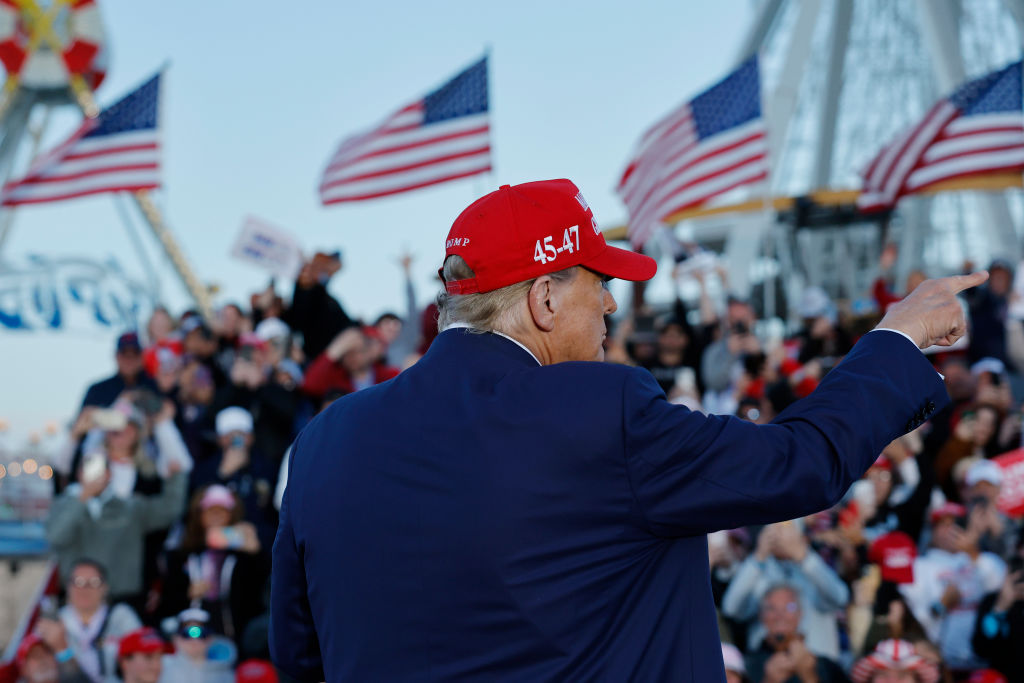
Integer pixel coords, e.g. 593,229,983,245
622,330,949,536
270,441,324,682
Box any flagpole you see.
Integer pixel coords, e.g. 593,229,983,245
67,75,215,322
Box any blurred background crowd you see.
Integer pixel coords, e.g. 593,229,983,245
6,242,1024,683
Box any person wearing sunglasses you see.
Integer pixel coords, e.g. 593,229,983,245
159,608,235,683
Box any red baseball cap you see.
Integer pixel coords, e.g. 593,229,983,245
236,659,279,683
440,179,657,294
16,634,48,667
929,502,967,524
868,531,917,584
118,628,172,659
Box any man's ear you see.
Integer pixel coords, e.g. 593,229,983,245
527,276,556,332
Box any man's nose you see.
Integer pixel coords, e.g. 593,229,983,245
604,290,618,315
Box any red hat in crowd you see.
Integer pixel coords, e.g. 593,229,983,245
850,639,939,683
868,531,917,584
235,659,279,683
143,341,183,378
440,179,656,294
118,628,172,659
238,332,268,350
362,325,384,343
929,502,967,524
777,358,818,397
15,634,48,668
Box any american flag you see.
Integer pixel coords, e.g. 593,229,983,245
319,56,491,204
859,59,1024,212
2,73,161,206
617,57,768,248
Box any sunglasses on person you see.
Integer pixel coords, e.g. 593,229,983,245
69,576,104,589
178,625,210,640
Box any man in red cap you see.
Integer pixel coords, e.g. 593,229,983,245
271,179,986,682
15,633,89,683
115,628,168,683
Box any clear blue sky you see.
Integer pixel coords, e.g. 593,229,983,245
1,0,750,441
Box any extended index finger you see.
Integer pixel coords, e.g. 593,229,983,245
946,270,989,294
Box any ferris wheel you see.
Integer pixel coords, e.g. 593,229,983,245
646,0,1024,320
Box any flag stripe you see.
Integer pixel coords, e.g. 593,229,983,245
319,58,490,205
321,144,491,189
878,103,959,205
922,132,1024,164
859,59,1024,211
628,135,767,225
10,162,159,186
617,57,767,248
3,169,160,203
22,148,158,178
2,73,161,206
624,122,763,210
636,167,769,246
631,143,767,232
326,113,487,169
323,124,489,180
620,117,698,205
906,148,1024,190
322,165,492,204
321,153,491,203
68,129,158,154
63,142,158,162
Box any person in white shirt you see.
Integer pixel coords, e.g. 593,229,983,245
899,502,1006,672
39,559,141,683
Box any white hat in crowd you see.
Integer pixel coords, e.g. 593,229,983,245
965,459,1004,488
254,317,291,343
216,407,254,436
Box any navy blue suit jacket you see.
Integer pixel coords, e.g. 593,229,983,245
270,328,947,681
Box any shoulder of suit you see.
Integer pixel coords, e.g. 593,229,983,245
541,361,660,394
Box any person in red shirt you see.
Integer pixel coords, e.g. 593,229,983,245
302,327,399,401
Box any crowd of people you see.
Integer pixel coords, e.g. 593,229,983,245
9,243,1024,683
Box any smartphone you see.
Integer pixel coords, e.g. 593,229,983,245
230,434,246,450
91,408,127,432
81,452,107,483
39,596,58,621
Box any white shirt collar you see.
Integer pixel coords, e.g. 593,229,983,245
443,322,542,366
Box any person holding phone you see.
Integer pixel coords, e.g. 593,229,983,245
722,521,849,660
189,408,278,554
158,487,267,648
899,504,1006,674
46,406,188,608
743,585,847,683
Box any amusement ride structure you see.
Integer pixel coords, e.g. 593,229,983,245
607,0,1024,320
0,0,212,320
